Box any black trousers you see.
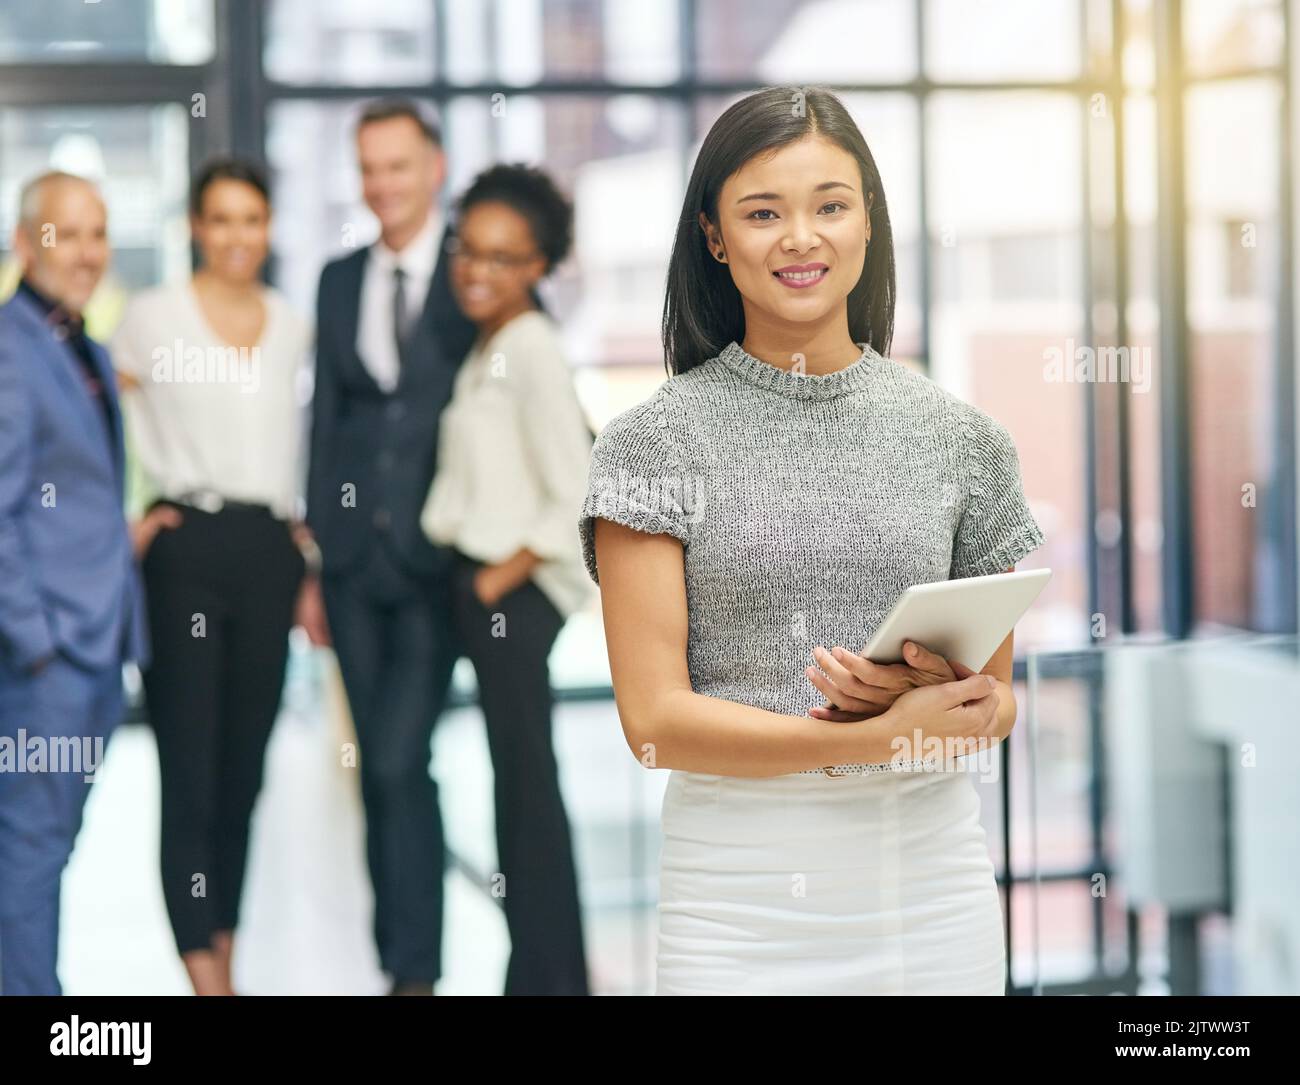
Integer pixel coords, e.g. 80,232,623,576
141,501,305,955
321,538,457,984
449,552,589,995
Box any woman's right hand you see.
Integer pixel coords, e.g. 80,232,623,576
131,503,183,560
876,673,1002,768
294,575,331,648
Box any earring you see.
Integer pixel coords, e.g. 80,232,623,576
715,248,726,262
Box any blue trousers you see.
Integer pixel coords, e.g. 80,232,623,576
0,654,123,995
321,538,456,985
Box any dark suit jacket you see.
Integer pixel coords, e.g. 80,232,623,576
0,290,148,674
306,225,478,579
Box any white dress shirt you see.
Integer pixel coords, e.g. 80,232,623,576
111,280,313,521
356,208,443,391
420,309,594,618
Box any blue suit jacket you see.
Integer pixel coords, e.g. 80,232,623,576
0,289,147,674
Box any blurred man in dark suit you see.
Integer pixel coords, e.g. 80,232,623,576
305,100,477,995
0,172,163,995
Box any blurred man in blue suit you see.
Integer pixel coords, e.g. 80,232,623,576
0,172,160,995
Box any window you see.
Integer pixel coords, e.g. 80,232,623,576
264,0,436,85
927,91,1086,647
0,0,214,64
696,0,917,84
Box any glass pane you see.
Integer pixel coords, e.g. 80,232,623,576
1022,675,1095,874
1011,881,1104,989
925,0,1081,83
1184,0,1283,77
1124,94,1164,633
1186,78,1284,630
0,104,191,318
447,0,680,86
1018,651,1117,992
1085,91,1122,635
927,92,1086,646
1026,638,1300,994
840,94,921,365
1122,0,1156,90
1083,0,1115,78
0,0,213,64
1001,663,1103,988
696,0,916,84
265,99,375,318
1081,86,1162,639
264,0,436,85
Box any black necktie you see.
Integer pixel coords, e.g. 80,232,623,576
392,266,412,356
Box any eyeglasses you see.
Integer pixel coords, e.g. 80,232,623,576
443,236,541,273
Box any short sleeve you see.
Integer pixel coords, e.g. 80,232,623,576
949,406,1045,579
578,395,690,584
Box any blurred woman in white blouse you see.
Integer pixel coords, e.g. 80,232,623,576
421,163,592,995
111,158,319,996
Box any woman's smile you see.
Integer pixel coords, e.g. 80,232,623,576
773,263,830,288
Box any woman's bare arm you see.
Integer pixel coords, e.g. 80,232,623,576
594,517,901,777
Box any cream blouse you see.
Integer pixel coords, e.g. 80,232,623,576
421,309,593,618
111,280,312,522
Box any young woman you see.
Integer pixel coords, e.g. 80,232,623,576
421,163,592,995
579,87,1045,995
112,158,317,995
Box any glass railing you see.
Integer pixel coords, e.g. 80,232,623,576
1020,634,1300,995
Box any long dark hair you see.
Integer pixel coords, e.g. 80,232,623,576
662,86,896,376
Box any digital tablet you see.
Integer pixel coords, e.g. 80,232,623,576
861,568,1052,672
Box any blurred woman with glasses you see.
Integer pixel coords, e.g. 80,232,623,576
420,163,592,995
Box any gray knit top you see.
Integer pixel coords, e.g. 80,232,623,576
578,339,1046,775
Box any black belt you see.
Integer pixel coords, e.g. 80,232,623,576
167,491,275,517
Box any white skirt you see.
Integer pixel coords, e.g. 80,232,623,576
655,766,1006,995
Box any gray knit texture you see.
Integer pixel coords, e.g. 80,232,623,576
578,339,1046,775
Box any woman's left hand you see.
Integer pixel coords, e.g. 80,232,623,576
473,563,516,608
804,640,978,722
472,548,541,608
